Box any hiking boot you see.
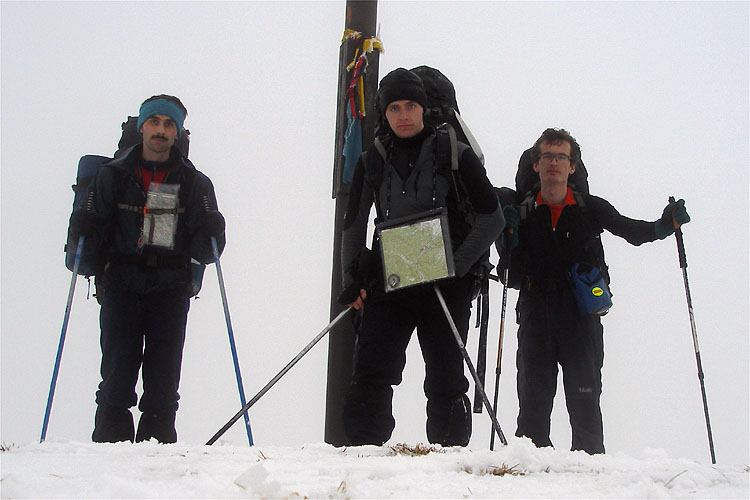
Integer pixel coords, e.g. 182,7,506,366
92,405,134,443
135,411,177,444
426,394,472,447
343,382,395,446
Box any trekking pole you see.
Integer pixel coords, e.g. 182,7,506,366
668,196,716,464
490,230,512,450
206,306,353,445
210,233,253,446
40,235,84,442
473,274,490,413
433,284,507,445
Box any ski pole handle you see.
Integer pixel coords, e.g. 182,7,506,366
496,230,512,370
501,226,515,253
668,196,688,269
668,196,678,227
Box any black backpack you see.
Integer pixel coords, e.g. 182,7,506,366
64,119,205,295
409,66,484,164
369,66,486,221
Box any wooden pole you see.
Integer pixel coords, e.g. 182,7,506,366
325,0,379,446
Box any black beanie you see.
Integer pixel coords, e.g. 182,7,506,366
377,68,428,113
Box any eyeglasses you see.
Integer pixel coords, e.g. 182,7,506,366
539,153,572,164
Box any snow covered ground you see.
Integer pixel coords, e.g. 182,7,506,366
1,438,747,499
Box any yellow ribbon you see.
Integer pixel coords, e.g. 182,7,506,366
341,31,384,118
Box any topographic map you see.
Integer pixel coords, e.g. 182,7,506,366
380,216,453,292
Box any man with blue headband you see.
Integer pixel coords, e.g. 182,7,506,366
136,96,187,161
70,95,226,444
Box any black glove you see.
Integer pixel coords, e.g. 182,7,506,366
499,205,520,250
655,198,690,239
70,208,96,237
337,282,364,306
202,210,225,238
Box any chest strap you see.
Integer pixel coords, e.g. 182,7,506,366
117,203,185,215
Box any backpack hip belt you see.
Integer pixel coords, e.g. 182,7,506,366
107,253,189,270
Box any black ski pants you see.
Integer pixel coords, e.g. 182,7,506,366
343,276,473,446
96,288,190,414
515,283,605,454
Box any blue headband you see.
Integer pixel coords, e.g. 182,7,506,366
137,99,186,137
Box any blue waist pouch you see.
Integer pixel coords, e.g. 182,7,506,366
569,263,612,316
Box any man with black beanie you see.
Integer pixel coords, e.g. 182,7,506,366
338,68,504,446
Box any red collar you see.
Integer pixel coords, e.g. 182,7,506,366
137,165,170,192
537,187,576,229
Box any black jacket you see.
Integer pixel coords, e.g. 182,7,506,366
89,145,225,294
342,128,503,290
506,192,658,294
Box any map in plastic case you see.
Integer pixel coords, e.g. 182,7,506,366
377,208,455,292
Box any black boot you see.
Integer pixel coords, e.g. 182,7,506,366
426,394,472,447
342,382,395,446
136,411,177,444
92,405,134,443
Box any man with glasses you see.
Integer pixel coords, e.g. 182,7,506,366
498,128,690,454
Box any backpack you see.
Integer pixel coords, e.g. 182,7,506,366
64,119,205,296
65,154,112,277
369,66,486,224
409,66,485,167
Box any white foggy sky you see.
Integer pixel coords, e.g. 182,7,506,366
1,1,747,464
